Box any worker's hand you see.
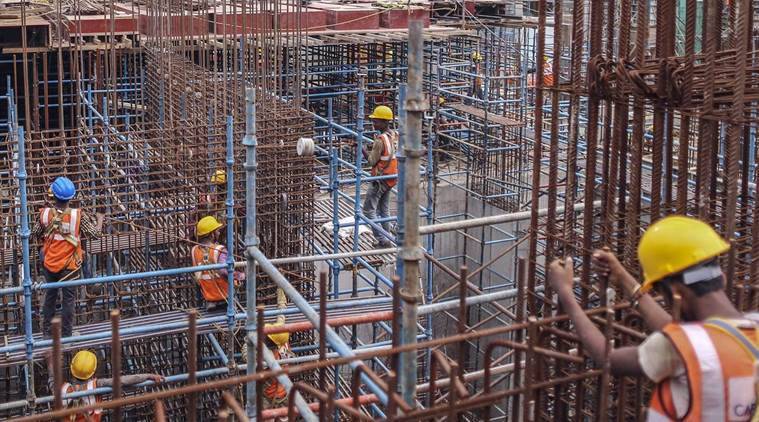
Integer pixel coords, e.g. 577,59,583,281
592,247,638,294
591,247,622,278
547,257,575,295
148,374,165,383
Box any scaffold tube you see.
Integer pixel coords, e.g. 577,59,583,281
248,246,391,406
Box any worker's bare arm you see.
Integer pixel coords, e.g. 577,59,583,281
548,258,607,363
94,212,105,233
550,258,647,377
608,346,644,377
592,249,671,331
99,373,164,388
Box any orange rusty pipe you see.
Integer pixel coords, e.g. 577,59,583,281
263,311,394,335
262,394,380,420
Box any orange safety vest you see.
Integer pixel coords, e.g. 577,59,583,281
40,207,83,273
647,316,759,421
264,347,289,402
62,379,102,422
371,130,398,188
191,244,229,302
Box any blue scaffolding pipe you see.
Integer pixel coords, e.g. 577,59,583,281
328,98,341,299
248,246,390,406
0,296,394,354
0,263,227,296
17,125,35,401
206,333,230,365
0,367,232,411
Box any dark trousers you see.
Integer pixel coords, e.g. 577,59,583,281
362,180,392,241
42,267,80,337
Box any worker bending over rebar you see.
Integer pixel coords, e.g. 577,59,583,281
34,177,104,338
360,105,398,248
47,347,164,421
548,215,758,421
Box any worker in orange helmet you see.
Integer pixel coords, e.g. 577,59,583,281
191,216,244,312
34,177,104,338
46,349,164,421
360,105,398,248
547,215,758,421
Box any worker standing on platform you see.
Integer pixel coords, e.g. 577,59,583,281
191,216,244,312
361,105,398,248
547,215,758,421
47,349,164,421
34,177,104,338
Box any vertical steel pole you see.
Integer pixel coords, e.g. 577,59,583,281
242,87,258,417
225,115,235,365
328,98,341,299
111,310,122,422
399,20,426,407
395,84,407,277
352,72,366,294
18,126,36,404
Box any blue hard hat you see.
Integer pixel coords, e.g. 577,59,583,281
50,177,76,201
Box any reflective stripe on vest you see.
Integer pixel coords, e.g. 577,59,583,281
62,379,102,422
372,131,398,188
41,207,83,273
648,318,759,421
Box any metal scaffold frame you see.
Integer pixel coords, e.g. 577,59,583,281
0,0,757,416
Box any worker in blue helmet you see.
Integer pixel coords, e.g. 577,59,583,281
33,177,105,337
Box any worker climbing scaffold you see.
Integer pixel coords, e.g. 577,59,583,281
548,215,759,421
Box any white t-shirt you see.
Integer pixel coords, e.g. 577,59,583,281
638,331,690,417
638,314,759,419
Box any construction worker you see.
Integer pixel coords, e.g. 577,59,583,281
191,216,244,311
47,349,164,421
34,177,104,338
471,51,485,100
263,321,293,408
361,105,398,248
207,169,226,209
547,215,758,421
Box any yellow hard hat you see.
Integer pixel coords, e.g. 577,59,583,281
70,350,97,380
638,216,729,293
368,105,393,121
471,51,483,62
211,170,226,185
196,216,223,238
265,322,290,348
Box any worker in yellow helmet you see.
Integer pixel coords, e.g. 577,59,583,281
361,105,399,248
471,52,484,99
199,170,227,218
46,349,164,421
547,215,758,421
191,216,244,312
262,321,293,407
